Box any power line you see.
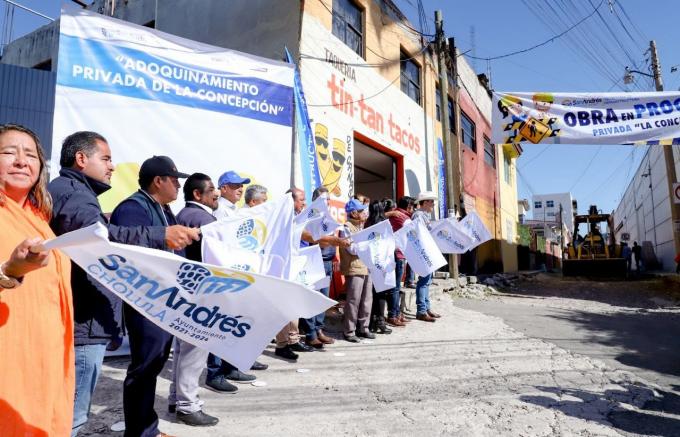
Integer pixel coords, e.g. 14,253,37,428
299,40,432,68
568,145,604,192
519,145,552,170
464,0,604,61
306,72,401,107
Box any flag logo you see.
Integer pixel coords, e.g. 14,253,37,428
236,218,268,251
176,262,254,295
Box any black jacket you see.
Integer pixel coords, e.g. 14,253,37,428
176,202,217,262
49,168,166,345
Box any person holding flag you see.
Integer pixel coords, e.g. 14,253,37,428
411,192,440,323
340,198,374,342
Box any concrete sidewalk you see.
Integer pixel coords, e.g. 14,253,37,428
81,287,661,436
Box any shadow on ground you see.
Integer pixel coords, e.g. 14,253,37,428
521,383,680,437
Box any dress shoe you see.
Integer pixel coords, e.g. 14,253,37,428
317,330,335,344
176,410,219,427
405,282,416,289
157,433,177,437
344,334,360,343
376,324,392,334
225,369,256,383
275,345,299,361
356,330,376,339
399,314,411,323
205,376,239,393
250,360,268,371
386,317,406,327
290,341,315,352
427,310,442,318
416,313,436,322
306,338,325,349
168,404,176,414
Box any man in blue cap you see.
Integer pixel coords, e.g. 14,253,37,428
214,170,250,221
339,198,375,342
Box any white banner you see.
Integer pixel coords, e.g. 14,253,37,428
430,218,475,254
53,9,294,213
295,195,342,241
44,223,335,371
492,91,680,146
459,212,492,251
394,220,447,276
350,220,397,292
291,245,327,289
201,196,294,278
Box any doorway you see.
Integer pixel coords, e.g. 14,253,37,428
353,134,403,202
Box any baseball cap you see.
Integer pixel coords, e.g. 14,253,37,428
416,191,438,202
218,170,251,187
345,198,367,214
139,156,190,180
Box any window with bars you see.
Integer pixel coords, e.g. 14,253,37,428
400,52,421,104
534,200,542,209
483,136,495,168
332,0,363,57
460,111,476,151
546,200,554,208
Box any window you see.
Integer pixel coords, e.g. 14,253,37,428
534,201,542,209
547,212,556,217
546,200,554,208
435,88,441,121
448,98,455,132
483,136,495,168
400,52,421,104
460,111,476,151
504,153,512,184
332,0,363,57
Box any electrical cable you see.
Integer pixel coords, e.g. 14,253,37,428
568,145,604,192
518,145,552,170
464,0,604,61
299,40,432,68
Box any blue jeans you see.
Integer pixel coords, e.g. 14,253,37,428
305,260,333,340
405,263,415,284
388,259,404,318
72,343,107,436
206,354,236,381
415,273,432,315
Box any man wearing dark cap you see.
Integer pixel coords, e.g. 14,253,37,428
110,155,199,437
214,170,250,221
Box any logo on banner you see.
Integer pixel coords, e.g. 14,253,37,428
176,262,254,295
236,218,268,251
436,229,466,251
366,232,387,272
498,93,560,144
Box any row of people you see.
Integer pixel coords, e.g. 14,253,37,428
0,123,441,437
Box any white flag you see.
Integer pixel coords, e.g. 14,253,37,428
350,220,396,292
202,236,285,277
44,223,335,371
394,220,447,276
290,245,327,289
430,218,475,254
201,195,295,278
295,195,341,241
459,211,492,251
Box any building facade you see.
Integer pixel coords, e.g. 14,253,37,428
531,192,575,238
613,145,680,271
1,0,524,272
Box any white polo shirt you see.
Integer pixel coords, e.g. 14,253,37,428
214,197,237,220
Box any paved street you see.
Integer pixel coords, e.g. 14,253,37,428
80,276,680,436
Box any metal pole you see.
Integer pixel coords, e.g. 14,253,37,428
650,40,680,258
435,10,459,284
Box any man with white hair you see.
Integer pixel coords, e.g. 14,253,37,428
411,191,440,323
244,184,268,207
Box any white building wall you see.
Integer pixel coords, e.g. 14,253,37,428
531,192,575,234
613,144,679,272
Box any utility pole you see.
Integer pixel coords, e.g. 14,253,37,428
435,10,459,284
559,203,564,261
650,40,680,257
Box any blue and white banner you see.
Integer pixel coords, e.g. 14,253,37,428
436,139,448,219
493,91,680,146
44,223,335,371
53,8,295,212
351,220,396,292
286,48,322,203
394,219,447,276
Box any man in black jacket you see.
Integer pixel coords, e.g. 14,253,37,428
110,155,198,437
49,132,198,436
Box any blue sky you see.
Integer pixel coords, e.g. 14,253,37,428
4,1,680,217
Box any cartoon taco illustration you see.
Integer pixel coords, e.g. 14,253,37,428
314,124,331,179
322,138,346,196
